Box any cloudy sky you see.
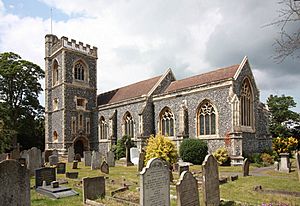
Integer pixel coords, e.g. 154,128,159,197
0,0,299,112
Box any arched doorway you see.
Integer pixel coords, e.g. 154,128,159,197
74,140,84,157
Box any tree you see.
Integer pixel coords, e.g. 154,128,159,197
267,94,299,137
0,52,45,150
271,0,300,62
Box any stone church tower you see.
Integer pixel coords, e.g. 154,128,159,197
44,34,98,156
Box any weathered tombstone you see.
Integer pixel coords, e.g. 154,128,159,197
279,153,291,173
243,158,250,176
68,147,75,163
35,167,56,188
0,160,30,206
0,153,8,162
202,154,220,206
18,158,27,167
176,171,199,206
91,151,102,170
106,151,115,167
296,152,300,181
178,164,189,175
274,161,279,171
10,148,20,159
73,160,78,169
28,147,42,176
140,158,170,206
49,155,59,166
138,151,145,172
66,172,79,179
84,151,92,167
56,162,66,174
125,139,133,166
130,147,140,165
82,176,105,203
44,150,53,163
100,161,109,174
75,153,81,162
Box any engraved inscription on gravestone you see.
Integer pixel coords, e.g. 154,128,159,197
35,167,56,188
176,171,199,206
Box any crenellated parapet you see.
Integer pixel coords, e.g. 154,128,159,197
45,34,98,58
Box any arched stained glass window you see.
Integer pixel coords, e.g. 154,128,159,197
241,78,253,127
123,112,134,138
160,107,174,136
197,101,216,136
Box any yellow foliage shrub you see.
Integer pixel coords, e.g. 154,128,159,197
213,147,230,165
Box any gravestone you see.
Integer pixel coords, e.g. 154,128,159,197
138,151,145,172
274,161,279,171
0,153,8,162
91,151,102,170
35,167,56,188
66,172,79,179
44,150,53,162
279,153,291,173
100,161,109,174
140,158,170,206
49,155,59,166
130,147,140,165
176,171,199,206
75,153,81,162
73,160,78,169
68,147,75,163
82,176,105,203
0,160,30,206
296,152,300,181
84,151,92,166
28,147,42,176
18,158,27,167
106,151,115,167
10,148,20,159
178,164,189,175
243,158,250,176
56,162,66,174
125,140,133,166
202,154,220,206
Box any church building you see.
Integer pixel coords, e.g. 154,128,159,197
45,34,272,163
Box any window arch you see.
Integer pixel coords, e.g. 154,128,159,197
123,112,134,138
159,107,174,136
197,100,216,136
52,60,59,85
99,116,108,140
240,78,253,127
74,61,86,81
53,131,58,141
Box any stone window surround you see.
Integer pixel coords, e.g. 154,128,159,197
159,107,175,138
52,59,59,86
122,111,135,139
73,59,89,84
53,98,59,111
74,96,87,110
240,77,255,131
53,131,58,142
86,118,90,134
99,116,108,140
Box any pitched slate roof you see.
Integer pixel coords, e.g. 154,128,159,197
97,75,162,106
164,64,239,93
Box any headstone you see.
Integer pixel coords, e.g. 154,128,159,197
44,150,53,162
140,158,170,206
125,140,133,166
138,152,145,172
91,151,102,170
28,147,42,176
82,176,105,203
35,167,56,188
178,164,189,175
202,154,220,206
176,171,199,206
279,153,291,173
49,155,59,166
56,162,66,174
84,151,92,167
0,153,8,162
75,153,81,162
66,172,79,179
106,151,115,167
68,147,75,163
10,148,20,159
296,152,300,181
72,160,78,169
18,158,27,167
243,158,250,176
274,161,279,171
231,175,238,181
0,160,30,205
130,147,140,165
100,161,109,174
51,181,59,188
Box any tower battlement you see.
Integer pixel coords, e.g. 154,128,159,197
45,34,98,58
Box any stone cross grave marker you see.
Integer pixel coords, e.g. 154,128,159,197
130,147,140,165
84,151,92,166
91,151,102,170
279,153,291,173
202,154,220,206
82,176,105,204
68,147,75,163
0,160,30,206
243,158,250,176
56,162,66,174
296,152,300,181
106,151,115,167
101,161,109,174
138,151,145,172
35,167,56,188
49,154,59,166
176,171,199,206
140,158,170,206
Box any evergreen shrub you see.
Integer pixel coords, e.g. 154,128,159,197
179,138,208,165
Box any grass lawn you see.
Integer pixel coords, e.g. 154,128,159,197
31,161,300,206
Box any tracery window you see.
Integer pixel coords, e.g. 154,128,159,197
123,112,134,138
74,62,85,81
160,107,174,136
99,116,108,139
241,78,253,127
197,101,216,136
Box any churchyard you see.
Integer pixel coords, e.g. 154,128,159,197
1,148,299,206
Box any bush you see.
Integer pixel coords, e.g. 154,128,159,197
260,153,274,166
114,135,134,160
144,134,178,165
272,136,298,155
213,147,230,165
179,138,208,165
